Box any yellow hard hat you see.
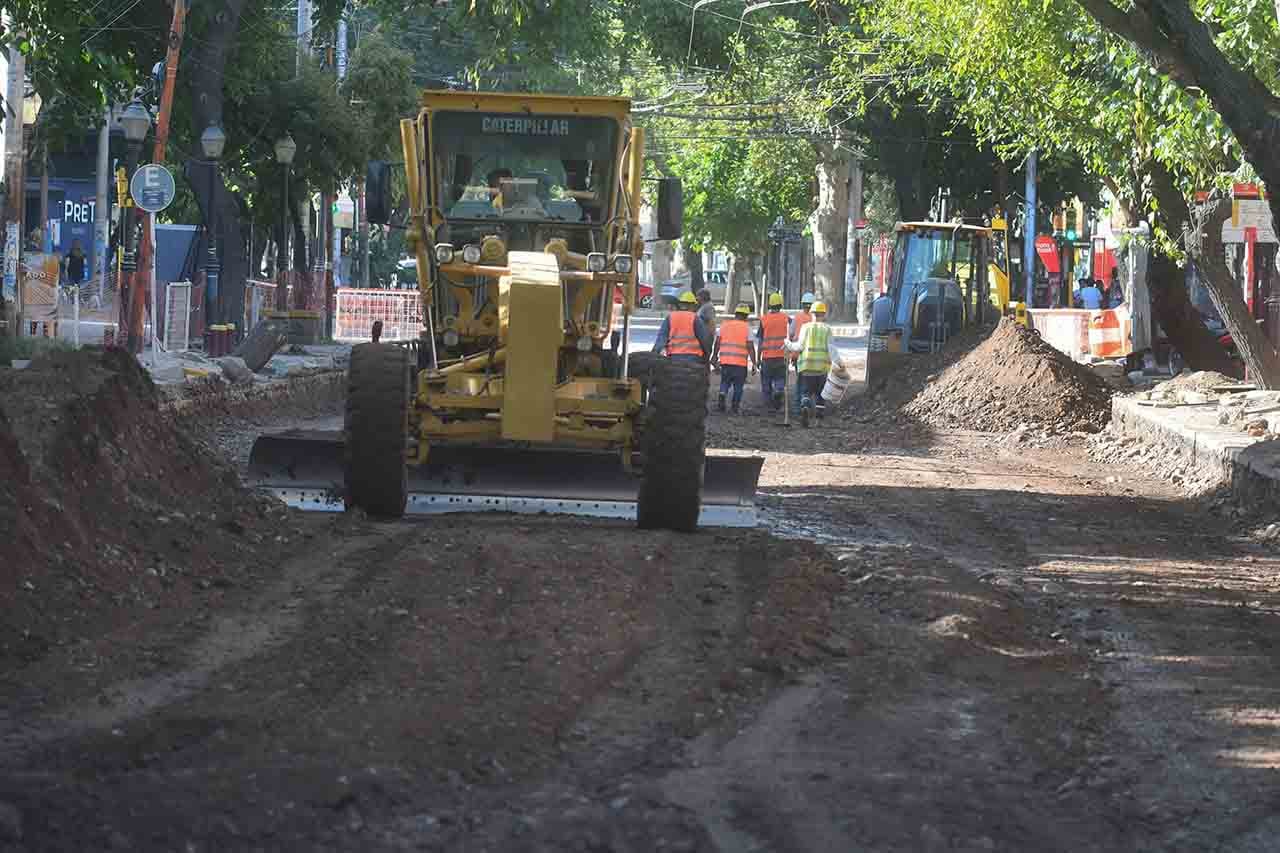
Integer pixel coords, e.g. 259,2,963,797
734,302,751,316
678,291,697,305
811,301,828,314
768,292,784,307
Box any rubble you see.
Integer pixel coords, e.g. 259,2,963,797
1086,426,1224,495
900,318,1113,433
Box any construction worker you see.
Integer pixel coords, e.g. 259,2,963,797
791,291,816,342
652,290,713,363
784,301,844,428
756,291,790,411
696,287,717,334
711,303,757,413
790,291,816,411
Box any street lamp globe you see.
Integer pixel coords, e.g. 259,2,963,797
274,134,296,165
201,123,227,160
120,100,151,143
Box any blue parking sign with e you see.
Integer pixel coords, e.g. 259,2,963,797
130,164,176,213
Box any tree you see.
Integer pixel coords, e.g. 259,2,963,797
1072,0,1280,385
847,0,1246,375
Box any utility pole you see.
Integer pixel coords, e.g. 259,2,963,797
38,139,48,250
1023,150,1038,308
4,36,26,338
331,7,347,331
94,105,110,308
128,0,186,353
297,0,312,72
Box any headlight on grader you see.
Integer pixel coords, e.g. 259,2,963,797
586,252,607,273
612,254,633,274
443,329,460,347
462,244,482,265
576,335,593,352
434,243,455,264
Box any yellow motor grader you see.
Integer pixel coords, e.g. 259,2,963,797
249,90,762,530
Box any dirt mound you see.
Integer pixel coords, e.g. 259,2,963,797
0,348,294,669
857,322,995,416
902,318,1112,433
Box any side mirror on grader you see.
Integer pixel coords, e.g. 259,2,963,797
365,160,391,225
656,177,683,241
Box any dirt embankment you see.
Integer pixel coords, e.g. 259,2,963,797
863,319,1113,434
0,349,303,673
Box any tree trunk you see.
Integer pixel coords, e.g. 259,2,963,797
1148,252,1237,375
1193,193,1280,387
651,239,673,286
812,143,852,319
1148,163,1278,379
186,0,248,330
1077,0,1280,262
724,253,740,312
290,198,313,310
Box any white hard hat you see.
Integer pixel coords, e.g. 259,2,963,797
801,292,815,304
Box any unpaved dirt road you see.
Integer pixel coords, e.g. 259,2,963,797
3,375,1279,852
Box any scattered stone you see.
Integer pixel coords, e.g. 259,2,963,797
213,356,254,385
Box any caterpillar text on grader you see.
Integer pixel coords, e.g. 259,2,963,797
249,90,763,530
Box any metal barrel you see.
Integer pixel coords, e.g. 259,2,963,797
248,430,764,517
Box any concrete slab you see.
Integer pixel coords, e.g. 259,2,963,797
1113,395,1280,503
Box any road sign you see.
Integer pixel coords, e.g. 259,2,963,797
1034,234,1060,274
130,164,176,213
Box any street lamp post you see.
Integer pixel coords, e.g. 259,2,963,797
201,123,226,327
119,100,151,345
274,134,296,311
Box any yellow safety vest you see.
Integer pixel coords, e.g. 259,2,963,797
797,322,832,374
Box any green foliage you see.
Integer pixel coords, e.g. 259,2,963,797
367,225,407,287
667,137,815,256
844,0,1241,236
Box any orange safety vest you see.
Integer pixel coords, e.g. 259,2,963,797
718,319,750,367
759,312,789,360
667,310,703,358
791,310,813,342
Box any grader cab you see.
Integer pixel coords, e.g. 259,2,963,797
249,90,762,530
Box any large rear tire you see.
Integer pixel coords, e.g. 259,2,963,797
345,343,410,517
637,358,708,532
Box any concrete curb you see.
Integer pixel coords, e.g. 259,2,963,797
1112,396,1280,502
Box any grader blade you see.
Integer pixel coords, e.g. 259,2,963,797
247,430,764,526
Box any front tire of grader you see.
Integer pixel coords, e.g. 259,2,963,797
344,342,411,518
637,357,708,532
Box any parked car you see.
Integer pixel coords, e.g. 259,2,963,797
704,270,729,301
613,281,654,308
660,270,730,306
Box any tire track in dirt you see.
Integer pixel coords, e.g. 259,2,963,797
0,521,415,767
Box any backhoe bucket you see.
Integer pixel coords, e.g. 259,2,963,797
248,430,764,527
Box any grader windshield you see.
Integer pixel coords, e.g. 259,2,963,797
433,111,618,224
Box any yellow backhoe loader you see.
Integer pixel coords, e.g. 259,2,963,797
248,90,763,530
865,216,1011,388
